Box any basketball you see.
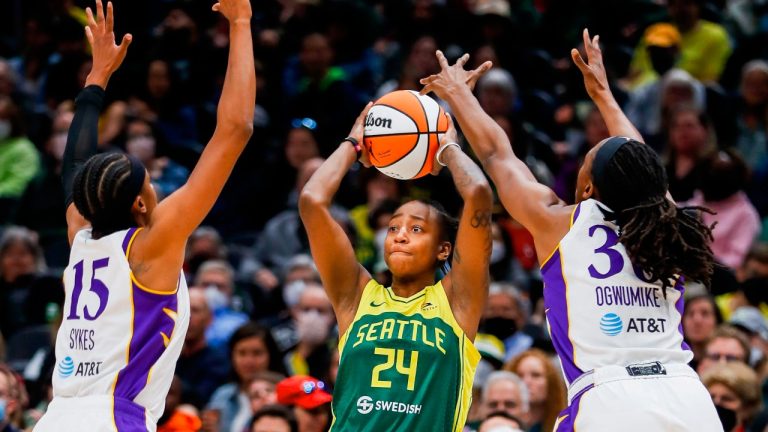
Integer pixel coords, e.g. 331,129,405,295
364,90,449,180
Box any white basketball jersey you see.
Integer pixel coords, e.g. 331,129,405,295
52,227,190,428
542,199,692,385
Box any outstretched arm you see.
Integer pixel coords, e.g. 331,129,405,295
571,29,643,142
438,117,493,341
299,104,373,336
64,0,131,244
420,53,571,257
146,0,254,245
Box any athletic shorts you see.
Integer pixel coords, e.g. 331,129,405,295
34,395,156,432
554,363,723,432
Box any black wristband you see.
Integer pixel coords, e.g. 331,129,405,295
344,136,361,156
76,85,106,109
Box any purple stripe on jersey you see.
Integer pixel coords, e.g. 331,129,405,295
543,249,584,384
572,202,582,225
555,383,592,432
674,280,691,352
113,283,178,401
121,227,138,255
113,396,147,431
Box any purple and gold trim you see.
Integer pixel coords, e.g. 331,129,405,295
555,383,593,432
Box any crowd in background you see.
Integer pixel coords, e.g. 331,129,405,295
1,0,768,431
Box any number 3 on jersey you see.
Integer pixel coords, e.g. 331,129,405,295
371,347,419,391
66,258,110,321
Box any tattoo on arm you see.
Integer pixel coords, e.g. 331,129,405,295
470,209,492,228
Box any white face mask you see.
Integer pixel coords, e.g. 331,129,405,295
283,280,307,309
0,120,11,141
204,285,229,311
490,240,506,264
296,309,332,345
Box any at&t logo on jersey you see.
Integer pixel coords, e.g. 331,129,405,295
599,313,668,336
58,356,75,378
356,395,422,415
600,313,623,336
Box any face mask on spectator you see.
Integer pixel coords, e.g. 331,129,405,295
296,310,332,345
491,240,506,264
50,132,68,160
481,317,518,341
204,285,229,311
283,280,307,309
0,120,10,140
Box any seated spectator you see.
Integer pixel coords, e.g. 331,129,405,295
247,372,285,417
375,35,440,99
687,150,761,269
275,375,332,432
0,363,22,432
664,105,716,201
281,124,321,208
176,287,228,409
701,362,762,432
0,96,39,223
195,260,249,350
683,294,723,370
477,68,517,119
205,323,285,432
0,227,63,340
157,375,202,432
281,283,335,378
479,371,530,424
249,405,297,432
734,60,768,174
348,170,402,270
728,306,768,368
698,325,752,374
124,118,189,200
737,243,768,282
504,349,566,432
477,411,525,432
185,226,229,280
480,283,533,362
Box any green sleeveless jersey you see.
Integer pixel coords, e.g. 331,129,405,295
331,279,480,432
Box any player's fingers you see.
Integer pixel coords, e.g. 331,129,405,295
468,61,492,81
419,84,432,96
436,50,450,70
357,101,374,123
420,75,438,85
571,48,588,72
106,2,114,33
212,3,220,12
96,0,105,25
118,33,133,53
85,26,94,46
456,53,470,68
593,35,601,52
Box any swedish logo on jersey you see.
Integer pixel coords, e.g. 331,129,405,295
58,356,75,378
600,313,623,336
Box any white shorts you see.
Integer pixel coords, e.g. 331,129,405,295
554,363,723,432
34,395,156,432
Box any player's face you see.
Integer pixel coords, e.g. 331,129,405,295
384,201,449,278
233,336,270,382
515,356,548,404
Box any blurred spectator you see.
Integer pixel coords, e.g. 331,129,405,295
124,118,189,200
157,375,202,432
630,0,732,85
476,68,517,119
0,363,22,432
698,325,751,374
734,60,768,173
348,170,402,269
247,372,284,417
375,35,439,98
664,105,716,201
195,260,249,350
683,294,724,370
736,242,768,282
504,349,566,432
701,362,762,432
249,404,298,432
477,411,525,432
0,226,62,340
275,375,332,432
687,150,761,269
185,226,228,280
480,283,533,362
0,96,39,222
728,306,768,368
555,105,609,202
205,323,285,432
176,287,228,410
281,283,335,378
479,371,529,423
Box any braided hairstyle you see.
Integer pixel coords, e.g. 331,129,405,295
596,140,715,294
72,152,144,239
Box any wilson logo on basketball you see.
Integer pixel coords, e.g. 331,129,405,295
365,113,392,129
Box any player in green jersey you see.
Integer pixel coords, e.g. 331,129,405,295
299,84,493,431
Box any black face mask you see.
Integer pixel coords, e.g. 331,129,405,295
481,317,518,341
715,404,737,431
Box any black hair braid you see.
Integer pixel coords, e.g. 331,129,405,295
600,141,716,294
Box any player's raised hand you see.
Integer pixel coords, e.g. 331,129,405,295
419,51,493,99
84,0,132,88
348,101,374,167
212,0,252,22
431,113,459,176
571,28,610,101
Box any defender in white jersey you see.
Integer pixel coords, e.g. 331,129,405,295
420,29,722,431
35,1,255,430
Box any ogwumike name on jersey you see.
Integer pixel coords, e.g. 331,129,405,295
595,285,662,308
352,318,447,355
